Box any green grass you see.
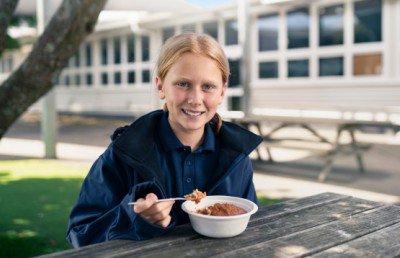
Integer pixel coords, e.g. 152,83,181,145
0,159,90,258
0,159,282,257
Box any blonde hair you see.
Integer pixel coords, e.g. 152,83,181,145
157,33,229,134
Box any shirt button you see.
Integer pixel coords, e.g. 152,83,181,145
186,160,191,166
186,178,191,183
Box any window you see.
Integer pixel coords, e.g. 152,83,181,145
101,39,108,65
287,8,309,49
319,5,344,46
86,73,92,86
228,59,240,87
259,61,278,78
114,72,121,85
128,71,136,84
128,35,135,63
230,97,242,111
353,53,382,75
75,74,81,86
288,59,309,77
258,14,279,51
203,21,218,40
141,36,150,62
65,75,70,86
142,70,150,83
75,51,80,67
101,72,108,85
354,0,381,43
114,37,121,64
182,24,196,33
225,19,238,45
85,43,92,67
319,57,343,76
162,27,175,42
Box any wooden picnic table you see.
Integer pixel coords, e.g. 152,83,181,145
41,192,400,257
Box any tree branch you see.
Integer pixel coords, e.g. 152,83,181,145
0,0,108,138
0,0,19,55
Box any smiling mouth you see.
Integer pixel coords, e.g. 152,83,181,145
182,109,205,117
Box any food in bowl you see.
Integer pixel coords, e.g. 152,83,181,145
181,195,258,238
184,189,206,203
197,203,246,216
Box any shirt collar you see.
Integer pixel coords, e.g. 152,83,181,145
158,112,215,153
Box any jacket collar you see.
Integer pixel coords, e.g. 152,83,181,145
112,110,263,190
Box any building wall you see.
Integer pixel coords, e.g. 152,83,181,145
2,0,400,118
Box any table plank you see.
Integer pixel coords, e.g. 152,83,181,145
311,222,400,258
115,197,381,257
215,205,400,257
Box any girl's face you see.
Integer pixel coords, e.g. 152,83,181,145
157,52,226,138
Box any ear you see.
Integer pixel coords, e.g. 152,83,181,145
156,76,165,99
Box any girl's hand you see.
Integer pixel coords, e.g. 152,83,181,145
133,193,175,228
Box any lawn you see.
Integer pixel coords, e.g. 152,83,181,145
0,159,282,257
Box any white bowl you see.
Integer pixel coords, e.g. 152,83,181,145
181,195,258,238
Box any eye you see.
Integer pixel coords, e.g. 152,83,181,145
202,84,216,92
176,81,191,88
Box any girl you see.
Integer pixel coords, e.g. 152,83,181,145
67,33,262,247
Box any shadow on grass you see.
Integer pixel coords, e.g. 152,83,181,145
0,174,83,258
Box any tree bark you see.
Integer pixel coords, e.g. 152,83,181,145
0,0,19,55
0,0,107,138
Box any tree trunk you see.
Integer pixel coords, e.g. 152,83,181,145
0,0,19,55
0,0,107,138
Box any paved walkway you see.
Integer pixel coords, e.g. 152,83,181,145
1,113,399,205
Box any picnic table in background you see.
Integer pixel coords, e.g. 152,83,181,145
40,192,400,257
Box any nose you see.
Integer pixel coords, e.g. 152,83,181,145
187,86,203,105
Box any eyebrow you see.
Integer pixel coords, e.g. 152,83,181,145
175,76,219,86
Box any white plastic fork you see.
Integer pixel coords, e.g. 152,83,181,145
128,197,187,205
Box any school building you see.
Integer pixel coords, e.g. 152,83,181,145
1,0,399,120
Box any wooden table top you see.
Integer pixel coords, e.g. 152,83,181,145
41,192,400,258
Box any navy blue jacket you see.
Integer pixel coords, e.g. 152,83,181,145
67,110,262,247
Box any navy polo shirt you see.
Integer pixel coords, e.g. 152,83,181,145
155,112,219,198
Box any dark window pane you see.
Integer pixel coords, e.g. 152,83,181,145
203,21,218,40
141,36,150,61
288,8,309,49
114,72,121,84
75,74,81,86
86,73,92,86
101,73,108,85
319,57,343,76
319,5,344,46
230,97,242,111
228,59,240,87
65,76,70,86
162,27,175,43
75,51,80,67
128,71,136,84
101,39,108,65
114,37,121,64
258,14,279,51
85,43,92,67
128,34,135,62
142,70,150,83
259,62,278,78
288,59,309,77
182,24,196,33
354,0,381,43
225,19,238,45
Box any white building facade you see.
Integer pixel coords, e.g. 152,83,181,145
1,0,400,118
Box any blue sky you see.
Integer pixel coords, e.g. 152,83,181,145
186,0,236,9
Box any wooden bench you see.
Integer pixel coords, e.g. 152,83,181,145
232,115,393,181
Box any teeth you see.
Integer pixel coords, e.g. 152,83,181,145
183,109,202,116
